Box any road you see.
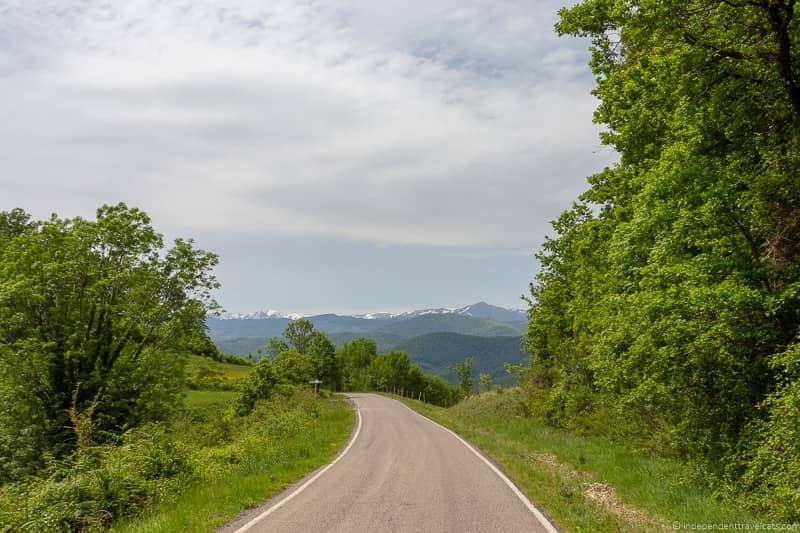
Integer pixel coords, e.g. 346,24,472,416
221,393,557,533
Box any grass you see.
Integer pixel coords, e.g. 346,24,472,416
114,390,355,533
395,389,769,532
185,355,253,390
184,389,240,407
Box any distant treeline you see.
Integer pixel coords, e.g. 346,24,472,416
523,1,800,519
236,320,462,415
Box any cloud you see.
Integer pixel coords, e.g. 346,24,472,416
0,0,615,247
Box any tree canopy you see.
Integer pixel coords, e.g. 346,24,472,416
0,204,219,480
525,0,800,518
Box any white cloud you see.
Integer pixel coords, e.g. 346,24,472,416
0,0,614,247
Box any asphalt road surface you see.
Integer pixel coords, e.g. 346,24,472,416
222,393,557,533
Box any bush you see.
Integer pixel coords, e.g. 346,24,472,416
0,425,191,532
741,344,800,520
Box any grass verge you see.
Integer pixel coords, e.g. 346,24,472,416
114,389,354,533
394,389,768,532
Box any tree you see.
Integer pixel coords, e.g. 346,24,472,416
479,372,493,393
340,338,377,391
273,350,313,384
308,331,341,391
450,357,474,398
284,319,315,355
521,0,800,514
0,208,34,239
265,336,290,360
236,358,279,415
0,204,219,479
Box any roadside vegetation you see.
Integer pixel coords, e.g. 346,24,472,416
399,389,771,531
237,323,462,414
0,206,356,532
514,0,800,522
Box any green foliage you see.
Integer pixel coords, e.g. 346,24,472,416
308,331,342,391
0,208,34,244
401,389,769,530
284,319,315,354
184,355,252,391
340,338,378,390
479,372,493,393
0,204,219,481
336,337,460,406
0,388,352,532
741,342,800,520
265,336,290,359
273,350,314,384
450,357,475,398
0,424,192,532
235,359,279,415
524,0,800,516
394,332,527,384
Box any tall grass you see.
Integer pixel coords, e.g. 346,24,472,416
0,388,354,532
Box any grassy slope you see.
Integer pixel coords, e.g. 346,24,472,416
397,390,766,532
186,355,252,381
115,390,354,533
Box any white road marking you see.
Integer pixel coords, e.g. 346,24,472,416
233,403,363,533
398,398,560,533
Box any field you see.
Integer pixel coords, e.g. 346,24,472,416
115,389,354,532
185,355,253,390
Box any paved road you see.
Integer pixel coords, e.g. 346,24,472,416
222,394,556,533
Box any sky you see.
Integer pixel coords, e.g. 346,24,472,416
0,0,616,315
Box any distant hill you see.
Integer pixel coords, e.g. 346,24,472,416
454,301,527,322
207,302,530,384
207,317,289,339
207,303,527,349
395,333,529,385
213,336,267,357
375,314,524,338
327,331,406,353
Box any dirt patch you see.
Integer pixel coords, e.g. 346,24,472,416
525,452,589,480
531,452,559,467
583,482,661,529
524,453,662,530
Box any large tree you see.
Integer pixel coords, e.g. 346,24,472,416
0,204,219,480
526,0,800,516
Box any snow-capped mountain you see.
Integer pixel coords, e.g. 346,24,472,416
217,302,525,323
218,309,305,320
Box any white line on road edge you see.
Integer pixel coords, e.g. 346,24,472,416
233,404,363,533
397,398,560,533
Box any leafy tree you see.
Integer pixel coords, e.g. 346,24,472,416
340,338,377,390
308,331,341,391
265,336,290,359
0,204,218,479
284,319,315,355
236,358,279,415
479,372,493,393
0,208,34,239
273,350,313,384
450,357,474,398
522,0,800,514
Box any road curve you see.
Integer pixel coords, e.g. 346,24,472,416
221,393,556,533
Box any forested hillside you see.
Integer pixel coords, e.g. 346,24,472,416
395,333,527,384
524,0,800,518
211,313,527,385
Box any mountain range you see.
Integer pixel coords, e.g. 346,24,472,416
207,302,529,384
217,301,526,323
